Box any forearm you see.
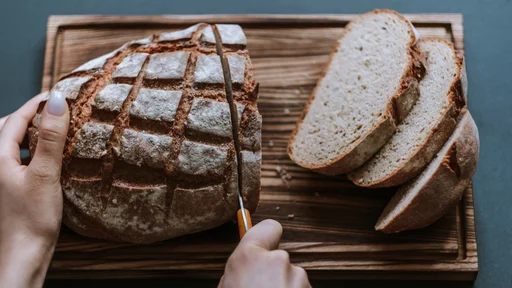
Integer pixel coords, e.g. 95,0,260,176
0,234,55,288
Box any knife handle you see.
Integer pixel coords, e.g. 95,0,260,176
237,209,253,239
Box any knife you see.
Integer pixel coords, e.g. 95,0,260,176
212,24,253,239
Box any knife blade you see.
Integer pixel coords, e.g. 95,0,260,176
212,24,253,239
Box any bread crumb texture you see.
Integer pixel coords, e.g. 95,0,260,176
349,39,462,186
290,11,416,168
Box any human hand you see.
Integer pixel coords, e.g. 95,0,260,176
0,91,69,288
219,219,311,288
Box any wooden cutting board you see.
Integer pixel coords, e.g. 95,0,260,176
42,14,477,280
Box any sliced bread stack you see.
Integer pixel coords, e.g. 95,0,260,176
288,9,479,233
369,39,475,233
288,9,424,175
348,39,467,187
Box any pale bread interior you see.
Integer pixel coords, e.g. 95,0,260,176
351,40,459,184
291,12,414,167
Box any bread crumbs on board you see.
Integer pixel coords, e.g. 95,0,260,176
275,165,292,186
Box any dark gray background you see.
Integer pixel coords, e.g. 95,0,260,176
1,0,510,287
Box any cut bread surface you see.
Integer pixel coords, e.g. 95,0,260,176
288,9,422,175
349,39,465,187
375,111,479,233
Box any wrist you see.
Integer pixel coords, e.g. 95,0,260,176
0,232,55,288
2,230,56,259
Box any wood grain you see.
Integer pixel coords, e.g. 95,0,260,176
42,14,477,280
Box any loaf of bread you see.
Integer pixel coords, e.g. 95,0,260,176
349,39,466,188
375,111,479,233
288,9,425,175
28,24,261,243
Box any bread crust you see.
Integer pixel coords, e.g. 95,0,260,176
288,9,423,175
29,24,261,243
393,46,426,123
375,111,479,233
312,116,395,175
349,39,466,187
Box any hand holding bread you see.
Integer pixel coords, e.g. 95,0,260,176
0,92,69,288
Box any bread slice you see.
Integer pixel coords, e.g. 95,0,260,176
375,111,479,233
348,39,466,187
288,10,424,175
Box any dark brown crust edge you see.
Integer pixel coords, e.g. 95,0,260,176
349,39,466,188
287,9,423,175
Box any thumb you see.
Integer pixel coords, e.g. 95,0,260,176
28,91,69,181
239,219,283,251
217,275,225,288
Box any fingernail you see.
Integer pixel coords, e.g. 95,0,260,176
47,91,66,116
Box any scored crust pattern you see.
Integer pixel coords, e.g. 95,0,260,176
28,24,261,243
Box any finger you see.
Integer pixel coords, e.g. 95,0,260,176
0,92,48,163
0,115,9,131
240,219,283,251
290,266,311,288
28,91,69,181
0,91,48,132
